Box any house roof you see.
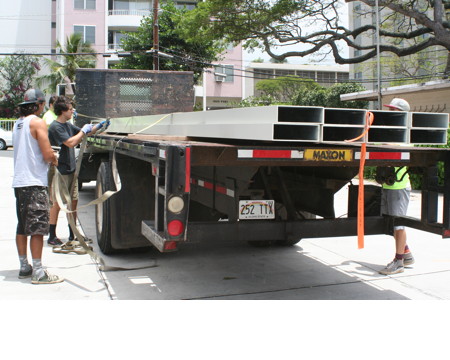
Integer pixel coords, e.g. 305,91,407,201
340,80,450,101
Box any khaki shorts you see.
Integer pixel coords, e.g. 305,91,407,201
381,188,410,230
48,167,79,205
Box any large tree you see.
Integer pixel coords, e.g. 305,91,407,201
180,0,450,71
36,33,96,94
115,0,225,83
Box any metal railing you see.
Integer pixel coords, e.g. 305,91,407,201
108,43,124,50
108,9,151,16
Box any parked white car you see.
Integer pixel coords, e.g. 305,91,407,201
0,127,13,150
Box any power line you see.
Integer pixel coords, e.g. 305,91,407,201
1,48,446,86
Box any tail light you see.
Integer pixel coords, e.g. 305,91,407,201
167,220,184,237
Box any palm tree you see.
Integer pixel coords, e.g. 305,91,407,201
36,33,97,94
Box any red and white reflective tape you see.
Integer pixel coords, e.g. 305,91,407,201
159,149,166,159
191,178,235,198
238,149,304,159
355,151,410,160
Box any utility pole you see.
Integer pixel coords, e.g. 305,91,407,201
375,0,382,109
153,0,159,70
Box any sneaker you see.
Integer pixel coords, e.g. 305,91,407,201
403,252,415,266
18,265,32,279
31,270,64,285
47,237,63,246
379,259,404,275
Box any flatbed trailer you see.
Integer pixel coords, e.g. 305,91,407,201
84,133,450,254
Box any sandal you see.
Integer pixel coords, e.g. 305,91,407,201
52,241,90,255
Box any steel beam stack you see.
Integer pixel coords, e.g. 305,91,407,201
107,106,449,145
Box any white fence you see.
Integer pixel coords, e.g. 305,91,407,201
0,119,15,131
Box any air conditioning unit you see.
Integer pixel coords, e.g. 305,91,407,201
214,72,226,82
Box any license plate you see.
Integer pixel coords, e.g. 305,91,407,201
239,200,275,220
304,148,353,161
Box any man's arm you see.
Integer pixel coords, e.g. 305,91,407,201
62,122,104,148
30,117,58,165
63,130,84,148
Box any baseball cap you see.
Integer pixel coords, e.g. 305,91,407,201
383,98,410,111
19,88,46,106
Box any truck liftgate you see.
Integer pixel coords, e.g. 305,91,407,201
85,134,450,254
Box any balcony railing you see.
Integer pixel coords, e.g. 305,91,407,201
108,43,124,50
108,9,151,16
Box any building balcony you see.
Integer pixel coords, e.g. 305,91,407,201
108,10,151,30
108,43,124,51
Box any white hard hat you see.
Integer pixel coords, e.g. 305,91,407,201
383,98,410,111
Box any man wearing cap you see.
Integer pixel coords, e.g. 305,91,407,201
12,88,63,284
378,98,415,275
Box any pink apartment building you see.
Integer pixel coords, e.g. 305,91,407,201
51,0,243,109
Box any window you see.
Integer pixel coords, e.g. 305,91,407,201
337,73,349,82
214,65,234,82
113,0,150,11
297,71,315,80
75,0,96,10
317,71,335,85
253,69,273,80
275,70,295,77
175,1,197,10
108,31,127,50
74,25,96,44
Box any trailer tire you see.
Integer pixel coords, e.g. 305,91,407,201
277,237,302,246
247,240,275,247
95,161,115,254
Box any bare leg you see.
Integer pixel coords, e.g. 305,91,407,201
30,235,44,259
394,229,407,255
16,234,28,257
49,201,60,225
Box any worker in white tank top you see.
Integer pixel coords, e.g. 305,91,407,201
12,88,63,285
12,114,50,187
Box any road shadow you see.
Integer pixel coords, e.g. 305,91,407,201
77,184,410,300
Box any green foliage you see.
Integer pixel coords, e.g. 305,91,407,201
230,95,278,107
179,0,304,49
36,33,96,94
409,130,450,190
295,82,369,109
0,54,41,118
256,77,319,103
252,58,265,63
115,1,224,83
237,79,368,109
269,57,288,64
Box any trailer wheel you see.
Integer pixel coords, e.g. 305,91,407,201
95,161,115,254
247,240,275,247
277,237,302,246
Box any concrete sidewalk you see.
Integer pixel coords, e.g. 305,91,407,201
0,149,110,300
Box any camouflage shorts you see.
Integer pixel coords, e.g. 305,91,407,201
14,186,50,236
